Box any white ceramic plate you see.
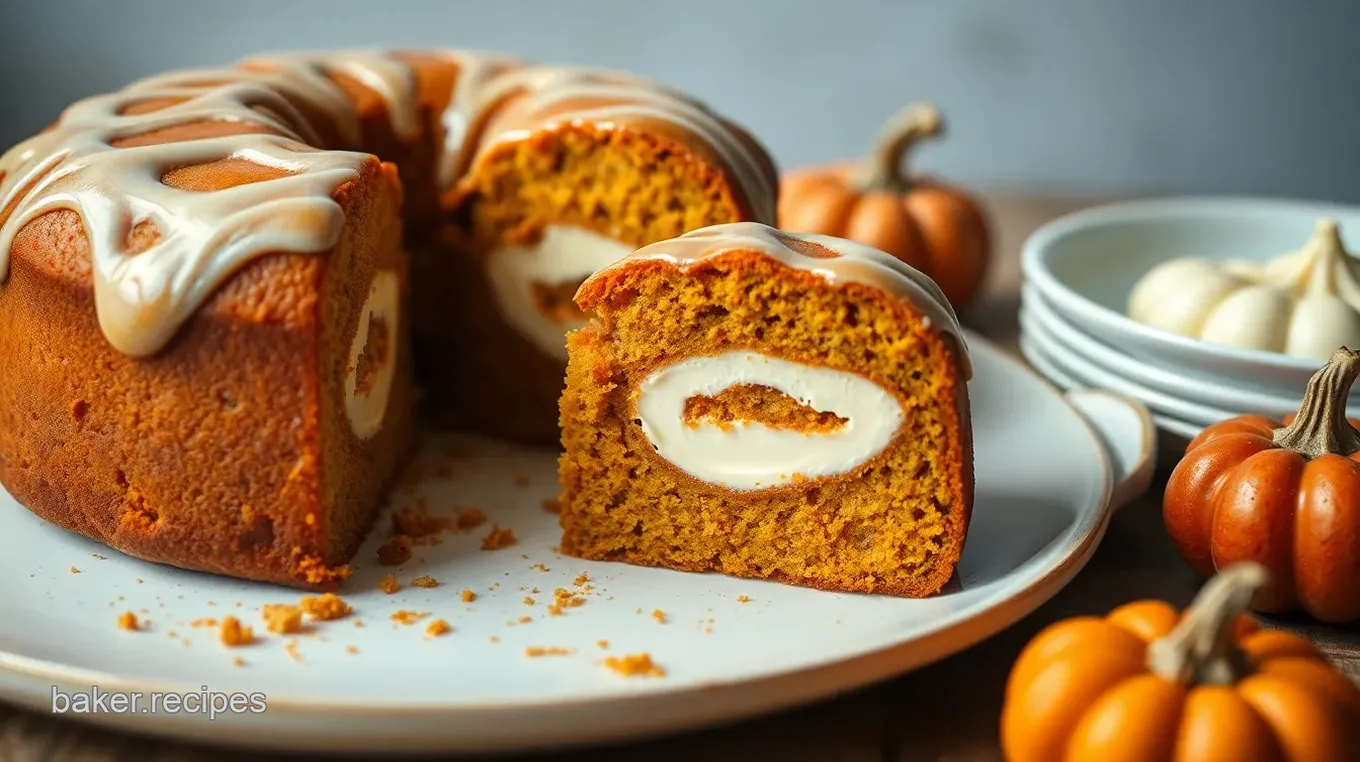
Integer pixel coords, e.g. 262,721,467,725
1021,285,1332,420
0,334,1151,754
1020,331,1204,441
1021,196,1360,395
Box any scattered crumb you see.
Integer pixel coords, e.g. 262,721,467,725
425,619,452,637
117,612,139,631
456,507,487,531
284,638,302,663
69,566,80,574
189,617,219,628
530,563,549,572
391,610,430,626
300,593,352,621
206,600,216,607
461,589,476,603
652,609,667,624
489,635,500,643
411,575,439,589
377,535,413,566
346,645,359,655
518,615,533,624
481,525,517,551
392,499,458,545
574,572,590,587
92,553,106,560
515,473,531,487
117,595,125,601
523,597,535,606
166,631,178,639
737,595,751,603
525,646,573,657
548,588,586,616
219,616,254,646
540,498,561,514
603,653,666,678
262,604,304,634
135,578,143,584
232,657,245,668
378,573,401,594
597,640,609,649
354,620,364,628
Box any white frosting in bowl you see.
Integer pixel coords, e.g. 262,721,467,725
634,350,904,491
486,225,632,359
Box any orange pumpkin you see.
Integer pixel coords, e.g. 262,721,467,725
1164,347,1360,622
778,103,991,309
1001,563,1360,762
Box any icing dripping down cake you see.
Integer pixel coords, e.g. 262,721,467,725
559,222,973,596
0,50,777,588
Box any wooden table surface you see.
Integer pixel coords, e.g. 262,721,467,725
2,195,1356,761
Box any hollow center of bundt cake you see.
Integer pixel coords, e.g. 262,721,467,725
681,384,848,434
634,350,904,491
485,225,632,360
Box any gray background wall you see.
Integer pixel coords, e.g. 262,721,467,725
2,0,1357,201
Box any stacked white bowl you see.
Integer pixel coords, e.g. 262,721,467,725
1019,196,1360,444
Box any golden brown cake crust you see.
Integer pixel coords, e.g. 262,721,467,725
559,250,973,597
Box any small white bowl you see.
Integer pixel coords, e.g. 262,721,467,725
1021,285,1353,420
1019,331,1203,442
1021,196,1360,396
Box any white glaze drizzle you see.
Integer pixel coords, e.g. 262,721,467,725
584,222,972,378
439,59,777,224
635,350,905,491
0,50,777,357
0,59,385,356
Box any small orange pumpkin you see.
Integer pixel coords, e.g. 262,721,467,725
1001,563,1360,762
1164,347,1360,622
778,103,991,309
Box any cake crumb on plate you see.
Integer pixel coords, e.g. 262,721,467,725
378,573,401,594
481,525,517,550
262,604,303,634
376,535,413,566
117,612,139,631
219,616,254,646
524,646,573,657
390,610,429,626
425,619,451,637
456,507,486,530
460,589,476,603
603,653,665,678
346,645,359,655
411,575,439,589
652,609,667,624
737,595,751,603
300,593,352,620
69,565,80,574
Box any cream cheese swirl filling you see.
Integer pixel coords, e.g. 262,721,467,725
635,350,905,491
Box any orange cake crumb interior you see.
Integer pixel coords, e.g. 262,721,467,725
559,251,968,597
681,384,848,434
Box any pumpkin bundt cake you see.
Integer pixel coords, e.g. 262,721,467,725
558,222,974,596
0,50,775,588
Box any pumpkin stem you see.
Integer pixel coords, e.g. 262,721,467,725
1146,562,1269,685
1271,346,1360,458
850,103,944,194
